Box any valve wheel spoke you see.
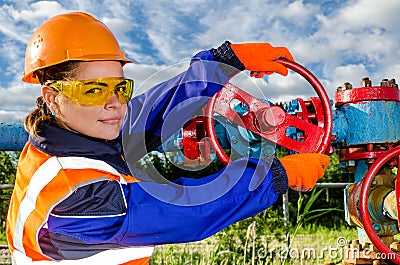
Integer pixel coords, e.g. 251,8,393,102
205,58,332,165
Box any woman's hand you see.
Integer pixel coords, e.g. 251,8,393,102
230,42,294,78
279,153,330,192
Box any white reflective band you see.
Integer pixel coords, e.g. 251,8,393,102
56,156,126,184
13,156,125,255
12,246,154,264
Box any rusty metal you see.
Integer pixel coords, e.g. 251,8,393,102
359,146,400,264
334,87,400,106
0,122,27,151
361,77,372,87
180,116,213,166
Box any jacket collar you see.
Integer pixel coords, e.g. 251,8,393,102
29,123,131,175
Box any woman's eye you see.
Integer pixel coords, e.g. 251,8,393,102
115,86,125,93
85,87,102,94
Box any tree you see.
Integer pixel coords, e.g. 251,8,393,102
0,151,19,238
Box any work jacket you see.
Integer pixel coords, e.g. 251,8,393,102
7,41,288,264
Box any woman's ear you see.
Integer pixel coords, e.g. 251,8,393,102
42,86,59,114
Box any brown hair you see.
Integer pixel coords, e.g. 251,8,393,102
24,61,82,137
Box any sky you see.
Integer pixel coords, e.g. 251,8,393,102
0,0,399,122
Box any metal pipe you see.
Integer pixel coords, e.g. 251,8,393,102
282,191,290,248
0,122,28,151
315,183,351,188
383,190,397,220
0,184,14,190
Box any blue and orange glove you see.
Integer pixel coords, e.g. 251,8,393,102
279,154,330,192
230,43,294,78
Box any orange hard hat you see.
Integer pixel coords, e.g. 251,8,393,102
22,12,132,84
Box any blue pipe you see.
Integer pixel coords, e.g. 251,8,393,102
0,122,28,151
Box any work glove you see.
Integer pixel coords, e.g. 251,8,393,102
279,153,330,192
230,42,294,78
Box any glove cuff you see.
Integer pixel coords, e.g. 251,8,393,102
211,41,245,76
270,157,288,195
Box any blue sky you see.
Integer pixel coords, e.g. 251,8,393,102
0,0,399,122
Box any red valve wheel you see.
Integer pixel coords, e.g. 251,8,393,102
359,145,400,264
205,57,332,165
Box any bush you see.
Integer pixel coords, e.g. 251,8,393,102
0,151,19,242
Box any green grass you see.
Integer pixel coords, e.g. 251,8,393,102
0,216,358,265
150,188,356,265
150,224,358,265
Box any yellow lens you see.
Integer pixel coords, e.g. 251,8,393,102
113,79,134,104
49,77,134,106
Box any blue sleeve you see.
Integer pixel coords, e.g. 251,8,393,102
45,158,288,247
122,42,244,163
119,157,284,245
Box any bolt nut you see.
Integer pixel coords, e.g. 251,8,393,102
373,224,381,232
350,240,361,250
390,78,398,88
344,82,353,90
230,135,238,144
390,241,400,251
365,242,378,252
336,82,352,92
381,79,390,87
360,77,372,87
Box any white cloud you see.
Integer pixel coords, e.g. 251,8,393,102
0,83,39,109
139,1,200,62
0,0,399,123
101,16,138,57
0,39,25,80
328,64,369,96
9,1,66,23
286,0,400,96
0,5,31,43
381,64,400,83
124,61,189,95
280,1,319,23
336,0,399,31
0,110,28,122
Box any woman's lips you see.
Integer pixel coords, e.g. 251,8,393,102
99,117,120,125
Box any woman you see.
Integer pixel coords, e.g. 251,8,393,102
7,12,329,265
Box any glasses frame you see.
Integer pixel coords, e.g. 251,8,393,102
46,77,134,106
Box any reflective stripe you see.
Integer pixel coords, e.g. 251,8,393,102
12,246,153,264
14,157,61,255
56,157,126,184
13,156,125,256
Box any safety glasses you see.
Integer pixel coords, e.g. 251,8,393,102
47,77,134,106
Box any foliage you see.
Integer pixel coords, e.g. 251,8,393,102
0,143,352,263
140,151,349,228
150,180,351,264
0,151,18,184
151,206,356,265
151,205,288,265
135,151,225,182
282,153,350,229
282,188,342,264
209,205,287,264
0,151,19,241
295,188,340,231
145,150,349,264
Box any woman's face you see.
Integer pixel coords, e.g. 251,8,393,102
54,61,127,140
